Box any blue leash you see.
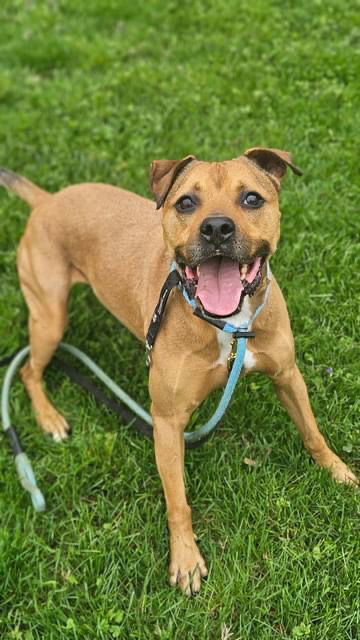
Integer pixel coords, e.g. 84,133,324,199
186,333,248,443
1,345,46,511
1,339,246,510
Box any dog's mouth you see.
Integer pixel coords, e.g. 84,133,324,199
180,255,263,317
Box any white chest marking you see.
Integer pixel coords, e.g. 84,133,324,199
214,297,257,371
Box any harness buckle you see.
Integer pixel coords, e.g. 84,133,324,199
227,338,237,371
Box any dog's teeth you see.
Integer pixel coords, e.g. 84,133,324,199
240,265,247,280
196,266,200,276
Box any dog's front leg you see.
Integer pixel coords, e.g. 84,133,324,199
149,351,211,595
272,364,358,485
150,404,208,595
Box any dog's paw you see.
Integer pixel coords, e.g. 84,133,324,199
326,455,360,488
168,540,208,596
329,458,359,487
36,405,70,442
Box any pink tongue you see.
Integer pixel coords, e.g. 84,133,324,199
196,257,244,316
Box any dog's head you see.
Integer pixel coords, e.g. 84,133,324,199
150,148,302,317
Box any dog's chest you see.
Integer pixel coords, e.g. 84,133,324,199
214,298,256,371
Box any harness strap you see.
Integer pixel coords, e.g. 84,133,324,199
145,269,182,364
193,308,255,338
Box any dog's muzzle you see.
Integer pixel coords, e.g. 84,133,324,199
176,222,266,317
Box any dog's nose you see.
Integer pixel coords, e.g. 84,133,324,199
200,216,235,245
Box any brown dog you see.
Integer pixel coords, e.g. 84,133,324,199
0,148,357,595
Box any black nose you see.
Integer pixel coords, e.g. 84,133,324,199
200,216,235,246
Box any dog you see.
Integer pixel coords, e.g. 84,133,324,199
0,147,357,595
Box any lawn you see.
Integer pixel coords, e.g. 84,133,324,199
0,0,359,638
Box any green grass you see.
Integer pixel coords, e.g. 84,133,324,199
0,0,359,638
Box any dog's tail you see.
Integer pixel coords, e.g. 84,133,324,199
0,168,50,207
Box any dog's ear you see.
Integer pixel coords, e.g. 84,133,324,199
243,147,303,182
150,155,196,209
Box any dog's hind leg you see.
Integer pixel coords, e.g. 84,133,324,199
17,234,71,441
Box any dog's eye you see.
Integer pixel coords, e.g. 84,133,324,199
175,195,197,214
241,191,264,209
